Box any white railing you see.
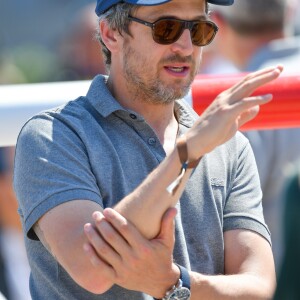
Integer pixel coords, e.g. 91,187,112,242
1,74,300,147
0,80,91,147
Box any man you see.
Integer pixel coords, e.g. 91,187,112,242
211,0,300,72
211,0,300,268
13,0,283,299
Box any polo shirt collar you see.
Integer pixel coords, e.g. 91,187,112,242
86,74,197,128
86,75,124,118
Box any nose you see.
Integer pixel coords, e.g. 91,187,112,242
170,28,194,56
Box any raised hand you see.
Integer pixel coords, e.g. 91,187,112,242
83,207,179,298
186,65,283,160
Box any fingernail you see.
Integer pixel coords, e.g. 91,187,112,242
84,223,92,233
92,211,102,220
103,208,113,218
263,94,272,100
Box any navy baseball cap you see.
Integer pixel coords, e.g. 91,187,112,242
95,0,234,16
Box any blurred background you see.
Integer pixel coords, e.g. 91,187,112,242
0,0,300,299
0,0,107,86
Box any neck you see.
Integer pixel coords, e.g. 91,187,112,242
106,74,179,154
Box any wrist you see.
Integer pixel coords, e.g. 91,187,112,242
184,131,205,162
167,135,202,195
154,264,191,300
154,263,180,299
177,135,201,167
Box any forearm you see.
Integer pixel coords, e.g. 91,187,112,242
114,146,195,239
189,230,276,300
35,200,114,294
190,272,275,300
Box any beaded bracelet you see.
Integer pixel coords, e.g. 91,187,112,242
166,135,201,195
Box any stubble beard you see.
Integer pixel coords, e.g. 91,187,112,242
123,42,200,105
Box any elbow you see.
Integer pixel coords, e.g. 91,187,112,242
252,274,276,300
263,271,277,299
83,280,113,295
72,271,114,295
263,281,277,300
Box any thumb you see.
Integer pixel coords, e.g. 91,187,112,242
238,105,260,128
157,207,177,247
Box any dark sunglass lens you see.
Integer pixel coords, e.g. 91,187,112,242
153,19,183,44
192,22,217,46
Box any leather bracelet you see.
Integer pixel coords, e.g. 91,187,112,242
166,135,201,195
176,135,200,169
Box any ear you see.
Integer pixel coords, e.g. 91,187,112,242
99,20,121,53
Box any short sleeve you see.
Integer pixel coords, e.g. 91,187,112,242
14,112,102,239
223,139,271,244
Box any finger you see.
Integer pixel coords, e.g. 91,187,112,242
84,222,122,268
233,68,280,99
83,238,113,269
103,208,146,249
233,94,273,129
83,241,116,280
228,66,282,102
245,65,283,79
156,208,177,248
93,211,132,259
229,65,282,94
237,106,260,128
232,94,273,116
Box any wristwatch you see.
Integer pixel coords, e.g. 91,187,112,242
155,264,191,300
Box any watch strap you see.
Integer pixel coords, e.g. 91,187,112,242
176,264,191,290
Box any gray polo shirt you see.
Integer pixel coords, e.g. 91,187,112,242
14,75,270,300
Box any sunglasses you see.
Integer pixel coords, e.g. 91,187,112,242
128,16,219,47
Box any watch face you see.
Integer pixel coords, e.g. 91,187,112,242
169,287,191,300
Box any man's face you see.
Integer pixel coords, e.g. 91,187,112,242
119,0,207,105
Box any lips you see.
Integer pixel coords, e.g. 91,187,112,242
164,65,190,76
168,66,186,73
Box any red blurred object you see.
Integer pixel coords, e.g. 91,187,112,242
192,74,300,131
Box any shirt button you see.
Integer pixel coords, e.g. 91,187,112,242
129,113,137,119
148,138,156,145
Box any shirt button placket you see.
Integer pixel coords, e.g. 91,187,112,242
148,137,156,145
129,113,137,120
